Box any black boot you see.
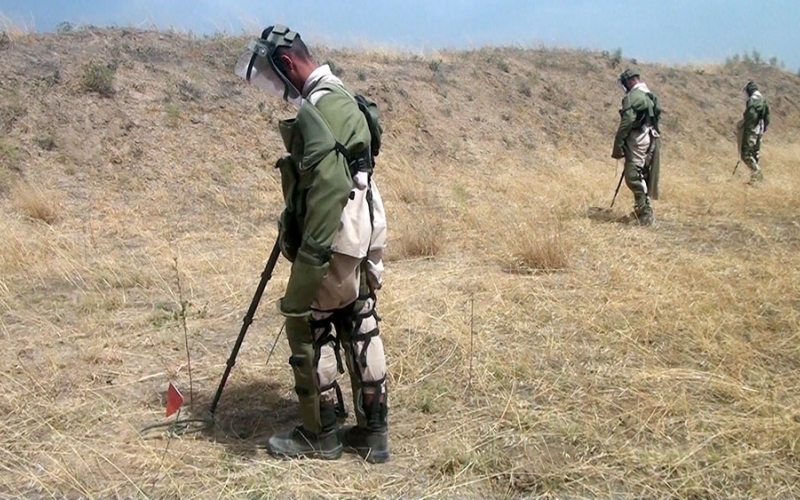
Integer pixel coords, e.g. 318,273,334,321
267,405,342,460
637,208,654,226
629,204,654,226
341,402,390,463
748,170,764,184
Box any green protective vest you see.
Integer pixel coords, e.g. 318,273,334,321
742,93,770,140
612,87,660,158
274,77,373,317
277,82,371,265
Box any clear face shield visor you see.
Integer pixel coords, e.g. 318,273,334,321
234,39,302,106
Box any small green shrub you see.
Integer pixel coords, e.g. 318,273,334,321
80,62,116,97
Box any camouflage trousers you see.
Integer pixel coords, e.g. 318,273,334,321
737,119,763,180
624,128,655,218
742,133,763,175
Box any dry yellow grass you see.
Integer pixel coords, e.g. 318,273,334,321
0,28,799,499
10,183,60,224
0,13,33,40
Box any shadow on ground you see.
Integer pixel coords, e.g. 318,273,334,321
151,380,299,457
586,206,633,224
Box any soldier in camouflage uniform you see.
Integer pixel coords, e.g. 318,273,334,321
737,81,770,184
611,69,661,226
235,25,390,463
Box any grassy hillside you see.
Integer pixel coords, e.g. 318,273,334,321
1,28,799,499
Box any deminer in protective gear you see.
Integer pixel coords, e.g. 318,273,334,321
611,69,662,226
736,81,770,184
234,25,390,463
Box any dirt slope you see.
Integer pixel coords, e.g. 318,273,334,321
1,28,799,499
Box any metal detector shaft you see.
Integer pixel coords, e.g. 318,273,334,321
610,169,625,208
209,237,282,417
731,160,741,177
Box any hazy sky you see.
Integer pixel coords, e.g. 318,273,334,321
2,0,799,70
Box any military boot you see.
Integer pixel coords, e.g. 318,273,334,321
623,207,654,226
748,171,764,185
341,402,390,463
637,208,654,226
267,404,343,460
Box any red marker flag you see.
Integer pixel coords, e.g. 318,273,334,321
166,381,184,418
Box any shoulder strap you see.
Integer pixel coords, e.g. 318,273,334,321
310,82,358,105
308,82,376,229
305,83,371,177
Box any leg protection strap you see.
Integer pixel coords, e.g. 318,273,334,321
311,314,345,375
309,311,343,414
319,380,347,419
362,375,387,411
352,296,381,369
340,296,387,427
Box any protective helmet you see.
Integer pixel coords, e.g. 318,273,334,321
743,81,758,95
618,69,640,89
234,25,303,105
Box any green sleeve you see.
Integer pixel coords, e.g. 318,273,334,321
743,98,760,129
612,96,636,157
278,104,353,317
289,102,353,256
299,151,351,255
279,151,351,316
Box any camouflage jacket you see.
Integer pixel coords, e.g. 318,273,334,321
612,83,660,158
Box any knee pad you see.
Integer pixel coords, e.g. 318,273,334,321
355,298,386,370
347,297,387,395
310,311,346,417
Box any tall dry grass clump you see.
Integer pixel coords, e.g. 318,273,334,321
0,12,33,41
504,225,571,274
11,183,60,224
380,155,444,260
388,212,443,260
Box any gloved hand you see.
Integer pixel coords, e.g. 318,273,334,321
278,237,332,317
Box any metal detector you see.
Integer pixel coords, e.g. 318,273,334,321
610,169,625,208
140,237,283,436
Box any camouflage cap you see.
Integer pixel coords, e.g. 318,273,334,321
744,81,758,94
